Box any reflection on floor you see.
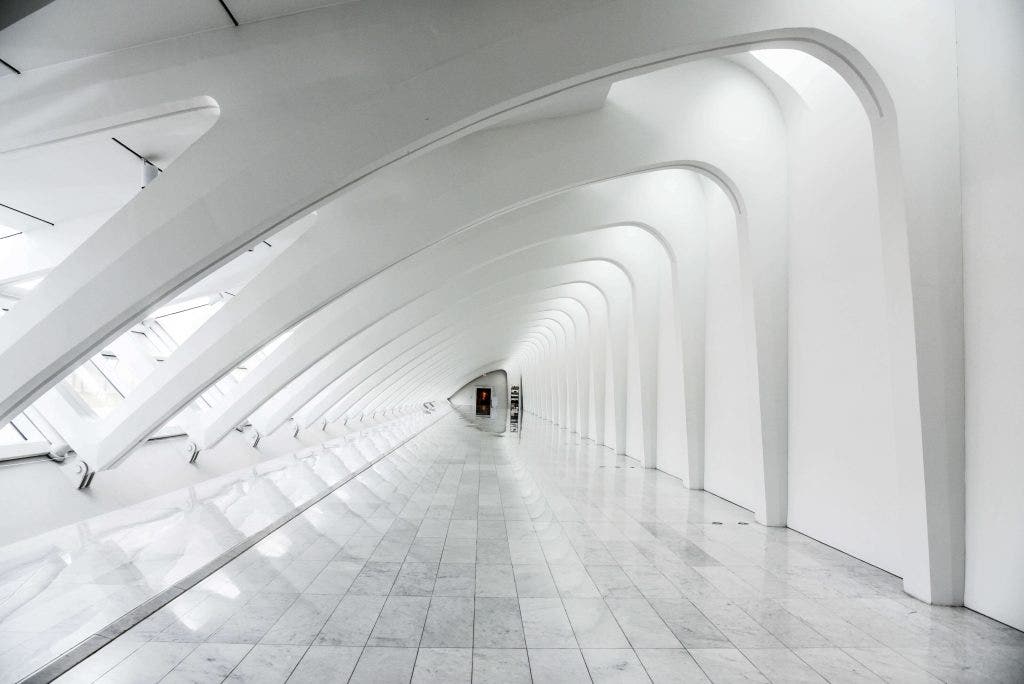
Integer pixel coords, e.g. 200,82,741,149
14,409,1024,682
449,404,508,434
0,410,441,684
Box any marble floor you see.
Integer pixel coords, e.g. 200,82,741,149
14,408,1024,683
0,409,441,684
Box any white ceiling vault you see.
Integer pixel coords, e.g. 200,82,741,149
0,0,1019,636
0,0,357,72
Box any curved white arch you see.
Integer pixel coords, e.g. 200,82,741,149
0,4,970,607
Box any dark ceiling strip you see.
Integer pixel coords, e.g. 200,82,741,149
0,58,21,75
111,137,163,172
0,232,25,240
217,0,239,26
0,202,53,226
0,0,58,32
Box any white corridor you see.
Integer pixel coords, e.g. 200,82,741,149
39,409,1024,683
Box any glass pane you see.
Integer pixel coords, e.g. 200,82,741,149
231,328,295,382
131,329,167,357
62,362,123,418
95,352,143,395
156,301,223,346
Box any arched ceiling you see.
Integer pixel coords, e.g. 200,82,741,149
0,0,973,608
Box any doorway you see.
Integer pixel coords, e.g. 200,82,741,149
475,387,492,416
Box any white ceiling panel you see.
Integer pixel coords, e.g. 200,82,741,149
0,105,219,227
226,0,356,25
0,0,231,72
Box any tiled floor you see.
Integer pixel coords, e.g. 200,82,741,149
0,410,440,684
28,410,1024,682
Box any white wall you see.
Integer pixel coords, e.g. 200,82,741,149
958,0,1024,632
450,369,507,410
703,192,762,513
766,54,902,575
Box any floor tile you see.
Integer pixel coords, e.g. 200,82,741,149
474,597,526,648
95,642,198,684
348,562,401,595
690,598,784,649
689,649,768,683
563,597,630,648
349,646,418,683
434,564,475,596
261,593,340,645
793,647,885,683
393,562,438,596
741,648,826,683
162,643,253,683
315,594,386,646
367,595,430,646
441,539,477,564
476,564,517,597
605,597,682,648
842,647,943,683
528,648,592,683
224,644,306,683
476,540,512,564
550,564,602,598
412,647,472,683
635,648,710,683
581,648,651,683
304,561,364,595
586,564,643,598
286,645,361,683
734,599,830,648
473,648,531,684
649,597,732,648
421,596,474,647
519,597,577,648
513,564,560,597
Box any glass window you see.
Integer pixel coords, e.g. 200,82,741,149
155,300,224,346
131,329,167,357
95,351,144,396
230,328,295,382
62,361,123,418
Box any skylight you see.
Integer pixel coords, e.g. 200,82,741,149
749,48,827,96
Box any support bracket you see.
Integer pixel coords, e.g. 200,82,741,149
76,461,94,490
